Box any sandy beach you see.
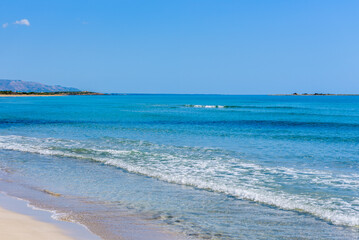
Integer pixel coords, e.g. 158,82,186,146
0,193,100,240
0,206,75,240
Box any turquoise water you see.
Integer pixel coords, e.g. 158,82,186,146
0,95,358,239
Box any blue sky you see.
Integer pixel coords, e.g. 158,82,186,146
0,0,358,94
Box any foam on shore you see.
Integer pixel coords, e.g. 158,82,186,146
0,192,100,240
0,135,358,227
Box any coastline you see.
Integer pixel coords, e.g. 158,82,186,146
0,192,100,240
0,95,358,239
0,93,104,97
0,175,186,240
0,94,70,97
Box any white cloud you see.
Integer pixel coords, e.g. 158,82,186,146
2,23,8,28
14,19,30,26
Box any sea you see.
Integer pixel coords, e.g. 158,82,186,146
0,94,358,239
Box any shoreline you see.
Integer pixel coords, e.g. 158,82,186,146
0,95,70,97
0,192,100,240
0,178,186,240
0,94,104,97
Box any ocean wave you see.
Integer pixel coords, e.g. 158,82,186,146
145,119,359,129
183,104,302,109
2,117,358,132
0,135,358,227
184,105,226,108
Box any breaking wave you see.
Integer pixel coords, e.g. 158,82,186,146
0,135,358,227
183,104,302,109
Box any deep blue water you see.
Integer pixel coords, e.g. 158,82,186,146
0,95,358,239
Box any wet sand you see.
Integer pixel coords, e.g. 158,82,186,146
0,193,100,240
0,206,75,240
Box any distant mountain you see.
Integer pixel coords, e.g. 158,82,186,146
0,79,81,92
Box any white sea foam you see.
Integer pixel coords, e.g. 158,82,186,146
0,190,83,228
0,135,358,227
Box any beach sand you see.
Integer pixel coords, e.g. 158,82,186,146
0,206,75,240
0,185,184,240
0,193,100,240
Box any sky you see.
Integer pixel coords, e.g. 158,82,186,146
0,0,358,94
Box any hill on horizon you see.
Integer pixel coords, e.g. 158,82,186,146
0,79,81,92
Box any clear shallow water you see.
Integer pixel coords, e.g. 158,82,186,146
0,95,358,239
